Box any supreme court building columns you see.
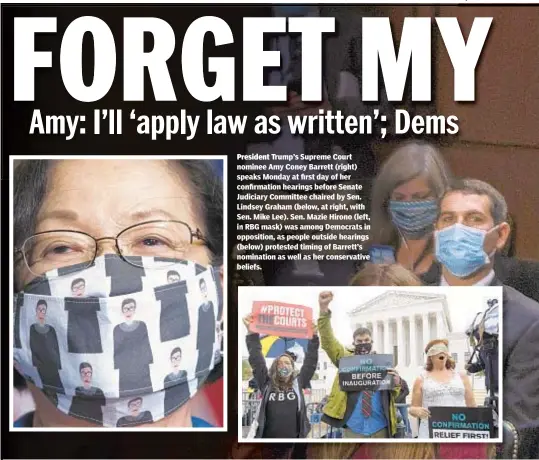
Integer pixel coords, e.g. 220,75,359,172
349,292,451,370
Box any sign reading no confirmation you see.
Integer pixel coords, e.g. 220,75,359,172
338,354,394,392
428,407,494,440
251,301,313,339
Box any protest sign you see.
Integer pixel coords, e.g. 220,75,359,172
251,301,313,339
428,407,494,440
338,354,394,391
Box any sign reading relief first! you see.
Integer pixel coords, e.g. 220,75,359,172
338,354,394,391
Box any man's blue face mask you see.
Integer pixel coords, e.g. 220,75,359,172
435,223,499,278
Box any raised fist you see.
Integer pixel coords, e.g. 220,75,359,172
318,291,334,312
243,314,254,333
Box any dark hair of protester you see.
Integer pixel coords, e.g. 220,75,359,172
352,326,372,340
424,339,456,371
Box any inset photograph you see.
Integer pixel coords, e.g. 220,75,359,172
238,285,502,443
11,156,226,431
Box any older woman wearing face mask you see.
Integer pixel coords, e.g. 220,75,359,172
12,159,223,430
410,339,476,439
243,314,319,439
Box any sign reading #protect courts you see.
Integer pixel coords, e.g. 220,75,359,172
251,301,313,339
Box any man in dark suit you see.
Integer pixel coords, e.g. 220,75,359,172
430,178,539,431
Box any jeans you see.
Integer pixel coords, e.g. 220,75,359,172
398,405,411,436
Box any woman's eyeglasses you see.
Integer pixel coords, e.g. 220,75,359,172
15,220,207,277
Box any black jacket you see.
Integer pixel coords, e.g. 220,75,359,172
495,279,539,428
424,270,539,429
246,333,319,438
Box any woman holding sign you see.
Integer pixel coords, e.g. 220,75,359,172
410,339,476,439
243,314,319,438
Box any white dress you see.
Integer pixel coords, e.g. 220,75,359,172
418,370,467,439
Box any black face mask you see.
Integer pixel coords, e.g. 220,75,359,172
355,343,372,355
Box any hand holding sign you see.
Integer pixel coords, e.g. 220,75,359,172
387,368,400,385
312,322,318,336
318,291,334,314
410,406,431,419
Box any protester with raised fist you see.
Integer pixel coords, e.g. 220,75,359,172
317,291,405,438
243,314,319,438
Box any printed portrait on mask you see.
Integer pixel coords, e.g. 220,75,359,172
155,272,191,342
68,362,106,424
167,270,181,284
116,397,153,427
29,299,64,393
113,298,154,397
64,278,103,354
14,294,24,349
195,278,216,386
163,347,190,416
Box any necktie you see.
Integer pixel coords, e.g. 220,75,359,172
362,390,372,418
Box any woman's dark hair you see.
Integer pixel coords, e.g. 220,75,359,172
14,159,223,271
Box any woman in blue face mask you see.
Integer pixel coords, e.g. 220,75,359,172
369,141,452,276
242,313,319,439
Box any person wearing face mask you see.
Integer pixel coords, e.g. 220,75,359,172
409,339,476,439
369,141,452,276
430,178,539,431
12,159,224,434
317,291,406,438
243,314,319,438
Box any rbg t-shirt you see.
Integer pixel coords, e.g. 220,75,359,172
263,388,299,438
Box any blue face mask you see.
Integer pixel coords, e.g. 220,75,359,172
389,199,438,239
278,366,292,378
435,223,497,278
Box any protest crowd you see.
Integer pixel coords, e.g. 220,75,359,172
237,138,539,458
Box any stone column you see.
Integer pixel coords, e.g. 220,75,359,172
397,316,405,368
384,319,391,356
409,314,418,368
372,320,380,352
436,311,445,339
422,313,430,350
